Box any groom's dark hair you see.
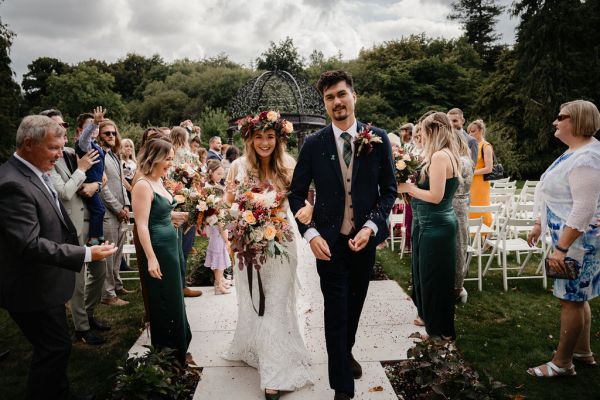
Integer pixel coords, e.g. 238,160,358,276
316,70,353,96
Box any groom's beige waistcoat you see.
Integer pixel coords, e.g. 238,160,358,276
336,144,355,235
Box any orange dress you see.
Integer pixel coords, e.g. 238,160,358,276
469,140,492,226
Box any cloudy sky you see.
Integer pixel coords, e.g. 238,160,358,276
2,0,518,82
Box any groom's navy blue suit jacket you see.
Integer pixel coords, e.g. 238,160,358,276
289,122,397,249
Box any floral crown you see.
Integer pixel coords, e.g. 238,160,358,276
236,111,294,140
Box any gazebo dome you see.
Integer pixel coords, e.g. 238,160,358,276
228,70,326,148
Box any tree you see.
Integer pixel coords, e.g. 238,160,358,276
0,11,22,161
109,53,166,101
448,0,505,68
22,57,71,112
42,64,127,124
256,37,304,75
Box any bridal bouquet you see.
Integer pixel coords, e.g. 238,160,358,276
393,145,421,203
170,162,204,189
224,180,293,271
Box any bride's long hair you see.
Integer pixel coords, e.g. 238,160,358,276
244,129,295,191
419,112,463,183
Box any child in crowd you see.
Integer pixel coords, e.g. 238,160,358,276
75,106,106,246
203,160,232,295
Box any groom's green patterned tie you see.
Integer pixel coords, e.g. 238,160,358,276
341,131,352,167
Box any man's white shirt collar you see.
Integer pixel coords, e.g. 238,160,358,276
14,152,46,180
332,120,358,140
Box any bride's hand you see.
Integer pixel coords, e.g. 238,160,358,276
295,200,313,225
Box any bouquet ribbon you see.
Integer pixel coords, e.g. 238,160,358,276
247,267,265,317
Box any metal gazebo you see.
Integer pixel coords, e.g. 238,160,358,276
227,70,326,149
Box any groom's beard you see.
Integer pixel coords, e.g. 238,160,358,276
332,106,350,121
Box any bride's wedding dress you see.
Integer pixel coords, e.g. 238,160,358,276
222,157,314,391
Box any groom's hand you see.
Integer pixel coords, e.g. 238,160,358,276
349,227,373,252
309,236,331,261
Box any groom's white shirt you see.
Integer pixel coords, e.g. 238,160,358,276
303,121,379,243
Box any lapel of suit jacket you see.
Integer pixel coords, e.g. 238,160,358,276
11,157,69,227
351,121,363,187
324,125,344,188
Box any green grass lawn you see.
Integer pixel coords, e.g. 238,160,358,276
378,247,600,399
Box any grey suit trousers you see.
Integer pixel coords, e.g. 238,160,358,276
102,216,126,299
69,220,107,331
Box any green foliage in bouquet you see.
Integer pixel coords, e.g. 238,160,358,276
111,345,200,400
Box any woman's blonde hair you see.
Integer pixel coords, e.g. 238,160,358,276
136,138,172,176
244,128,294,190
170,126,189,151
467,119,486,137
120,138,136,161
560,100,600,137
419,112,463,183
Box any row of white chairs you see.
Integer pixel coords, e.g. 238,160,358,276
389,179,547,292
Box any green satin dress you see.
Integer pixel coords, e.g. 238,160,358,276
138,192,192,363
411,175,459,339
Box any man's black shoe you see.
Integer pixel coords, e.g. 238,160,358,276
349,353,362,379
74,330,106,345
88,316,111,331
0,349,9,362
334,392,352,400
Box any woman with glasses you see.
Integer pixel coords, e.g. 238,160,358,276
527,100,600,377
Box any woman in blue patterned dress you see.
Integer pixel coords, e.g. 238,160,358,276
527,100,600,378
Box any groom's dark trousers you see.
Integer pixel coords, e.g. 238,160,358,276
290,122,396,397
317,234,376,394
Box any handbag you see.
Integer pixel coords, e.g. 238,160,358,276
544,257,579,280
481,143,504,181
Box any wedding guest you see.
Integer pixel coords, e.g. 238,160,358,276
207,136,223,161
120,138,137,200
527,100,600,378
203,160,232,294
98,119,132,306
49,111,110,345
170,126,202,298
468,119,493,227
132,138,193,365
222,145,240,178
0,115,116,400
190,135,202,155
451,129,474,303
75,107,107,246
198,147,209,166
400,123,415,153
158,126,171,136
448,108,478,166
398,111,461,341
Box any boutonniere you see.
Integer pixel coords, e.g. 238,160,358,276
354,123,382,156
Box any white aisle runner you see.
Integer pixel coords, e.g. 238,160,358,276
128,249,424,400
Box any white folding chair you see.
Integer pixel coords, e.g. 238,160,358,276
388,198,407,255
121,222,139,281
490,177,510,188
464,217,484,291
484,218,546,291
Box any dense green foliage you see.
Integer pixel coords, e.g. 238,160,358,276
2,0,598,178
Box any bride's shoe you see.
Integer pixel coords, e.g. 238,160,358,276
264,389,280,400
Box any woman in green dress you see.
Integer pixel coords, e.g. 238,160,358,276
398,112,462,340
132,138,192,364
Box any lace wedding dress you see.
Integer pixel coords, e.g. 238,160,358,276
222,157,314,391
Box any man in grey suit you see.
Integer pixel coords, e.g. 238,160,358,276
98,119,132,306
0,115,116,400
48,110,111,344
448,108,478,167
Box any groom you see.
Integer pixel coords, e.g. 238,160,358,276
290,70,396,399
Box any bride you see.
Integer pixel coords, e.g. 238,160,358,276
223,111,315,399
